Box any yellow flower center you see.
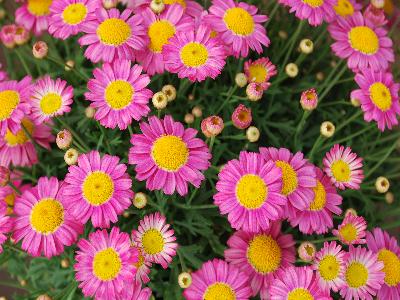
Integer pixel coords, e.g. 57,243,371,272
62,3,87,25
288,288,314,300
275,161,298,196
248,64,268,83
30,198,64,234
5,193,16,207
27,0,52,16
93,247,122,281
163,0,186,7
151,135,189,171
305,244,315,256
339,223,357,243
82,171,114,206
5,118,34,146
309,180,327,211
247,234,282,274
180,42,209,67
148,20,176,53
236,174,267,209
318,255,340,281
0,90,20,121
40,93,62,115
134,249,145,268
331,160,350,183
203,283,236,300
97,18,131,46
349,26,379,55
369,82,392,112
223,7,254,36
345,262,368,288
378,249,400,286
105,80,134,110
141,229,164,255
334,0,354,16
302,0,324,7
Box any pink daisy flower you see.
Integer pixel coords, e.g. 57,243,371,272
12,176,84,258
232,104,252,129
30,76,74,124
333,213,367,245
300,88,319,111
0,200,12,253
0,25,17,48
135,5,193,76
224,222,296,298
270,266,331,300
340,246,385,300
0,171,31,214
63,151,133,228
15,0,53,35
74,227,138,300
85,59,152,130
48,0,99,40
288,167,342,235
0,117,54,167
132,246,152,284
364,4,387,27
214,151,286,232
0,77,32,136
131,212,178,269
183,259,252,300
332,0,361,18
323,144,364,190
206,0,270,58
285,0,336,26
313,241,346,293
129,115,211,196
163,24,227,82
328,12,394,72
260,147,317,216
130,0,203,18
78,8,147,63
244,57,277,84
366,228,400,299
118,280,152,300
351,68,400,131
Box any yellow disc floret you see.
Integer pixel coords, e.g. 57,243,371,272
236,174,267,209
303,0,324,7
163,0,187,7
141,229,165,255
247,234,282,274
203,283,235,300
30,198,64,234
93,247,122,281
62,3,87,25
349,26,379,55
27,0,52,16
148,20,176,53
5,118,34,146
151,135,189,171
334,0,355,16
369,82,392,112
345,262,368,288
40,93,62,115
318,255,340,281
331,160,350,183
248,64,268,83
82,171,115,206
287,288,314,300
275,161,298,196
309,180,327,211
339,223,357,243
223,7,255,36
0,90,20,121
97,18,131,46
105,80,134,110
378,249,400,286
180,42,209,67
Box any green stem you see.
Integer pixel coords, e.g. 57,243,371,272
21,124,48,151
281,20,305,68
8,181,21,195
308,135,323,162
318,62,348,104
128,125,133,136
365,141,398,179
15,48,32,76
209,136,216,152
216,85,238,114
57,118,90,152
293,111,310,150
298,236,338,244
46,55,89,81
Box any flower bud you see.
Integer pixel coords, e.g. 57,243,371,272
178,272,192,289
123,211,130,218
0,297,7,300
85,106,96,119
150,0,165,13
375,176,389,193
385,192,394,204
103,0,118,9
235,73,247,88
299,39,314,54
152,91,168,110
56,130,72,150
298,242,316,262
64,148,79,166
201,116,224,137
300,88,318,111
133,192,147,209
36,295,51,300
0,166,10,187
350,97,361,107
0,24,16,48
232,104,252,129
345,208,357,217
60,258,70,268
246,126,260,142
162,84,176,102
371,0,384,8
184,113,194,124
187,94,195,101
316,72,324,81
19,279,27,287
14,25,30,45
278,30,288,39
320,121,335,138
32,41,48,59
285,63,298,78
364,4,387,26
246,82,269,101
192,106,202,118
65,60,75,71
